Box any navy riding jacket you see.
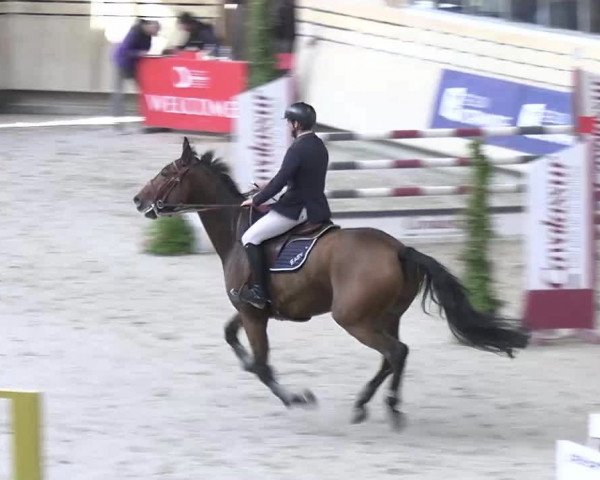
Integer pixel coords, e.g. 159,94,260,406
252,132,331,223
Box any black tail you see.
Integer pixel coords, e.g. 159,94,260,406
401,246,529,358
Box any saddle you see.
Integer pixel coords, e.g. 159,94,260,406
249,214,339,272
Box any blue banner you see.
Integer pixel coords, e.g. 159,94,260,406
430,70,572,155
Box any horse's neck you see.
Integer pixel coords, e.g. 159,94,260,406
193,190,242,262
197,209,239,261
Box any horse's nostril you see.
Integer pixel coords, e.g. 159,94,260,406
133,195,141,207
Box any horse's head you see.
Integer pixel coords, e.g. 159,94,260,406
133,137,199,219
133,137,243,219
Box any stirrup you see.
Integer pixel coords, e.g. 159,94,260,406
238,284,269,309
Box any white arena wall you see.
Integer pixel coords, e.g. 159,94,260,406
294,0,600,156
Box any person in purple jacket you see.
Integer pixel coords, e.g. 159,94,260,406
111,19,160,120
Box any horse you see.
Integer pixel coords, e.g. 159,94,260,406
133,137,529,428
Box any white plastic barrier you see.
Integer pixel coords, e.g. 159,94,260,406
590,414,600,451
556,441,600,479
557,415,600,480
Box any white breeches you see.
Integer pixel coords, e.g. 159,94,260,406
241,208,308,246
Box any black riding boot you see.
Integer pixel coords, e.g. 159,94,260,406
239,243,269,309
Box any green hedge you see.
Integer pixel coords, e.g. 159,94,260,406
247,0,279,89
144,216,195,256
463,140,501,314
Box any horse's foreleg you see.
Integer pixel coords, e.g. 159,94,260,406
241,314,316,408
224,313,253,371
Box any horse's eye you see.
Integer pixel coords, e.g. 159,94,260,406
160,168,170,177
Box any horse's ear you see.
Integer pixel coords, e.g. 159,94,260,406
181,137,193,165
182,136,191,153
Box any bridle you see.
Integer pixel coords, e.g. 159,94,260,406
143,160,256,216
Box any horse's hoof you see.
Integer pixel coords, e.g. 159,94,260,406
351,406,368,424
290,389,317,407
388,409,406,431
303,389,317,405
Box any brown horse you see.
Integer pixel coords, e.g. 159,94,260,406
133,137,529,428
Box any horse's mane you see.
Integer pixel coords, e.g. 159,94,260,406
194,149,244,200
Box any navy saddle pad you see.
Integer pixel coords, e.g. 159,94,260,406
270,224,337,272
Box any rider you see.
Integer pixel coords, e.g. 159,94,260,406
239,102,331,309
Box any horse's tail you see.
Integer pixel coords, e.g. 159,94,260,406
400,246,529,358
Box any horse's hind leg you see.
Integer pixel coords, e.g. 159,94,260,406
385,339,409,430
384,302,414,429
351,357,392,424
344,317,409,429
351,314,399,423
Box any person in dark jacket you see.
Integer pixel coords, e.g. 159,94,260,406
176,12,219,55
272,0,295,55
111,19,160,120
239,102,331,309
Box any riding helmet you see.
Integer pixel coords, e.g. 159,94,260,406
284,102,317,130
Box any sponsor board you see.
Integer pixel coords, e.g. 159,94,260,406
431,69,572,155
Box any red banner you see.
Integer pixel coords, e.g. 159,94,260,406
137,55,247,133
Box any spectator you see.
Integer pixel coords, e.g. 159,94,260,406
111,19,160,122
175,12,220,55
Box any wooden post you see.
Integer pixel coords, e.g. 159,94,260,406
0,391,43,480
